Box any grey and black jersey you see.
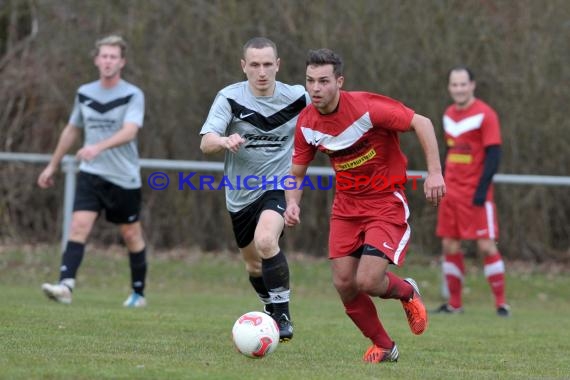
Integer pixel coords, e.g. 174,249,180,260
69,79,145,189
200,81,309,212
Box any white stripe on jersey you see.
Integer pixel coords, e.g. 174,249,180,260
300,112,373,150
485,201,496,239
392,191,411,265
443,113,484,137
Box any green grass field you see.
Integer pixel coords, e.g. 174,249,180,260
1,245,569,380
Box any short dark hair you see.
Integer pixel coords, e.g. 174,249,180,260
306,48,344,77
242,37,278,58
448,65,475,81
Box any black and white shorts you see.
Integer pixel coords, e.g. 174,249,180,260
73,171,141,224
229,190,285,248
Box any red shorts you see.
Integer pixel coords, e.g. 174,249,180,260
436,194,499,240
328,191,410,266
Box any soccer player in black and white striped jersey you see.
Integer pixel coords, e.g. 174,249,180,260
38,35,148,308
200,37,310,342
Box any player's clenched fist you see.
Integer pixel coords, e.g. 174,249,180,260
224,133,246,153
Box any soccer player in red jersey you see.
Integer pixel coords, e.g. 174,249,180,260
434,66,510,317
284,49,446,363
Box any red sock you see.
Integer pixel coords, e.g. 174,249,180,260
484,253,506,307
344,292,392,349
443,252,464,309
380,272,413,300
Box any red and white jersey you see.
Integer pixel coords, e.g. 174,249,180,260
293,91,414,216
443,98,501,198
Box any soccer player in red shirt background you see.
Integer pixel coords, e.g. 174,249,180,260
284,48,446,363
434,66,510,317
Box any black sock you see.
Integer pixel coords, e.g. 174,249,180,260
59,241,85,285
129,248,147,296
262,251,290,317
249,275,272,312
249,275,270,300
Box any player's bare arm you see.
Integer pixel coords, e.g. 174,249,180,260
37,124,81,188
284,163,308,227
409,114,446,207
200,132,246,154
76,122,139,161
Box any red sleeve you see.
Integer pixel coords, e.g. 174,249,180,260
481,107,502,146
367,93,415,132
292,112,317,165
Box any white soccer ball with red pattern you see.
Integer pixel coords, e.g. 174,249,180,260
232,311,279,358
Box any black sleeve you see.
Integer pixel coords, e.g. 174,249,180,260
442,147,448,177
473,145,501,206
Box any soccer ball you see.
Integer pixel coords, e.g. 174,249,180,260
232,311,279,358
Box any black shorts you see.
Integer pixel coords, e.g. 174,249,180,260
73,171,142,224
229,190,285,248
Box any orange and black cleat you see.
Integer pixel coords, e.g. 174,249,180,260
363,343,399,363
401,278,428,335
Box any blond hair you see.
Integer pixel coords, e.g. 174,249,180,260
93,35,127,58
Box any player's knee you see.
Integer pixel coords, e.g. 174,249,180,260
69,219,92,238
244,259,262,276
477,240,497,256
355,275,383,295
253,234,278,256
120,225,143,246
333,274,355,294
442,239,461,254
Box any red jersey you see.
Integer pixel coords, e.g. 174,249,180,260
443,98,501,198
293,91,414,216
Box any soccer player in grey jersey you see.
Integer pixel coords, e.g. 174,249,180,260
200,37,309,341
38,35,148,308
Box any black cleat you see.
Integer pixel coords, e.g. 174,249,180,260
275,313,293,342
432,303,464,314
496,304,511,317
263,303,274,316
